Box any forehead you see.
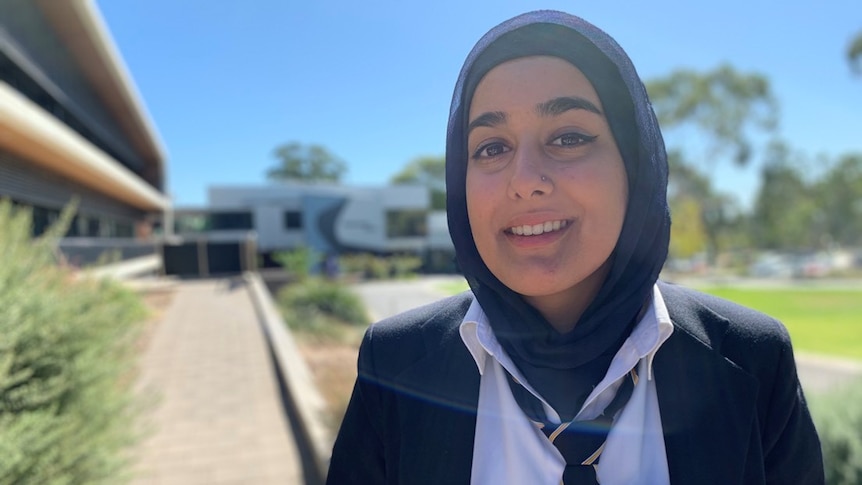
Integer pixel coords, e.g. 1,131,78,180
469,55,602,116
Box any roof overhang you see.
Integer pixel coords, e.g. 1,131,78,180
35,0,167,190
0,81,169,211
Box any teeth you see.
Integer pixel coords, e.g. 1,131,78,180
509,220,567,236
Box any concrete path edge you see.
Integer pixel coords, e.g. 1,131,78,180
244,271,331,483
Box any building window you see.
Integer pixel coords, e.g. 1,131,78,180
66,215,82,237
87,217,100,237
174,214,208,234
210,211,254,230
116,221,134,238
284,211,303,230
386,210,427,238
31,206,59,237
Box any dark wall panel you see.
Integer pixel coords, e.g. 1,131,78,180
162,243,200,277
207,242,242,275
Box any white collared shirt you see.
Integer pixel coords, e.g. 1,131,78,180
459,284,674,485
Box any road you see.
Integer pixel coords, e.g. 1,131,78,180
351,276,862,395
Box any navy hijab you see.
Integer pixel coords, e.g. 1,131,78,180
446,11,670,415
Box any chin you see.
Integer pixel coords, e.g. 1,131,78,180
501,275,575,298
495,260,610,301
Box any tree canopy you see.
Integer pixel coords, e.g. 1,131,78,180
646,64,778,166
647,65,778,263
267,142,347,182
849,30,862,73
389,155,446,210
751,143,819,250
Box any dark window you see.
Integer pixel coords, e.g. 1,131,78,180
210,211,254,230
66,215,82,237
87,217,100,237
116,222,134,238
31,206,58,237
386,210,427,238
174,214,208,234
284,211,303,230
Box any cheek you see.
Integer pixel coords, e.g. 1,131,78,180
465,171,496,254
465,170,489,219
604,165,629,235
613,163,629,215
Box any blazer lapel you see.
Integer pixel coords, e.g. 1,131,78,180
390,297,481,485
655,289,760,485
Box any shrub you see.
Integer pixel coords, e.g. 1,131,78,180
277,277,369,331
390,255,422,279
272,247,320,280
339,252,422,280
810,379,862,485
0,200,147,485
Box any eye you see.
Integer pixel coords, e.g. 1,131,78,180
549,132,598,147
472,141,510,159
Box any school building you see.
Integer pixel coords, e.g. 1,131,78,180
0,0,168,270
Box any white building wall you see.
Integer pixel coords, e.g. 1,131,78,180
207,182,430,254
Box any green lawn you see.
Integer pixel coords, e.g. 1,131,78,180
699,287,862,361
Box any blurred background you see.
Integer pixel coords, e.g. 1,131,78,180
1,0,861,484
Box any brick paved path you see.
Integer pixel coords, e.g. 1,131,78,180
129,278,303,485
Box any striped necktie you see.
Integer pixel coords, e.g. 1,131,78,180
506,369,638,484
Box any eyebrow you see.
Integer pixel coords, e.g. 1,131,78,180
467,111,507,135
467,96,603,136
536,96,603,117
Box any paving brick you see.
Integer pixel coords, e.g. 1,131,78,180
129,278,304,484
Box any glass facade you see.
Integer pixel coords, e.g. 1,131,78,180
386,210,427,238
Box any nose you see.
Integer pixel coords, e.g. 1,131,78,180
507,146,552,200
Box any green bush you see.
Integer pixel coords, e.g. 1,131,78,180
277,277,369,327
389,254,422,278
810,378,862,485
339,252,422,280
0,200,147,485
272,247,320,280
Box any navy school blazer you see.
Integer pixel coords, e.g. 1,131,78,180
326,282,824,484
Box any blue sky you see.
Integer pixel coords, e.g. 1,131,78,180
96,1,862,208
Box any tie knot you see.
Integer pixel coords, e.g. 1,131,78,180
506,369,638,484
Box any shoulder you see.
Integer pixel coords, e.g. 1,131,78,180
358,291,474,377
658,281,793,369
369,291,474,339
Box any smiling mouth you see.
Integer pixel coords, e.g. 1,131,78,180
506,220,569,236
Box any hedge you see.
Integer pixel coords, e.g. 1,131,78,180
0,200,146,484
811,378,862,485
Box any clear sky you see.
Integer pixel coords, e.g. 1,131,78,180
96,0,862,208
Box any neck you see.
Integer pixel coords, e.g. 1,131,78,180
522,261,611,334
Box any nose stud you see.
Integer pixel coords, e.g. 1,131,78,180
541,175,548,182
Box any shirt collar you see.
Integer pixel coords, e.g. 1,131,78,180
459,283,674,381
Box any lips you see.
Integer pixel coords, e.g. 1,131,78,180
507,220,569,236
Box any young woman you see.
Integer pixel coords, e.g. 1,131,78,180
326,10,823,485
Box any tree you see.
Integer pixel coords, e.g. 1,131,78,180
390,155,446,210
668,150,708,260
647,65,780,265
750,143,819,250
267,142,347,182
666,150,742,264
849,30,862,74
814,154,862,247
669,196,707,260
647,64,778,167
